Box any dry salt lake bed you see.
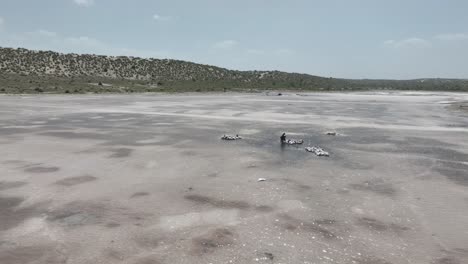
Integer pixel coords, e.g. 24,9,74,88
0,91,468,264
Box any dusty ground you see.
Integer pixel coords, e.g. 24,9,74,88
0,91,467,264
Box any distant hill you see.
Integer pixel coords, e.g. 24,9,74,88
1,47,467,93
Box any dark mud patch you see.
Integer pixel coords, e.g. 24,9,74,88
0,196,41,231
295,184,312,192
436,168,468,187
184,194,250,210
279,178,312,192
255,205,275,213
341,160,374,170
106,249,126,261
349,179,396,196
18,162,43,169
206,172,218,178
191,228,236,255
276,214,337,239
47,201,143,228
409,147,468,163
403,137,457,147
135,233,165,249
437,161,468,171
40,131,108,140
452,248,468,255
131,192,150,198
181,150,198,156
434,257,461,264
109,148,133,158
54,175,97,186
0,245,67,264
134,256,163,264
338,130,468,162
353,255,393,264
357,217,409,233
2,160,25,165
105,222,121,228
47,201,107,227
0,181,27,191
24,166,60,173
0,196,23,209
447,102,468,114
0,127,35,136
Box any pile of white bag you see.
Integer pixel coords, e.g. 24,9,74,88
305,146,329,157
284,139,304,145
221,135,242,140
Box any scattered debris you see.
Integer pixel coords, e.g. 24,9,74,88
305,146,330,157
284,139,304,145
221,134,242,140
264,252,274,260
258,178,267,182
325,131,337,136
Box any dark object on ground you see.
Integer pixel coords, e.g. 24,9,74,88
326,131,337,136
306,146,329,156
281,133,303,145
278,93,282,96
98,82,103,86
221,134,242,140
264,252,274,260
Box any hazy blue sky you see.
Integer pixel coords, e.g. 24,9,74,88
0,0,467,79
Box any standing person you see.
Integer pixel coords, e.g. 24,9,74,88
280,133,286,143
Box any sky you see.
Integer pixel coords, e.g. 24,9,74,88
0,0,467,79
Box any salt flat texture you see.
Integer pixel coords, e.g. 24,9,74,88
0,91,467,264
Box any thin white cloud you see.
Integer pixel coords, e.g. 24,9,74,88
0,17,5,31
247,49,265,55
34,29,58,37
435,33,468,41
63,36,170,57
213,40,239,50
64,36,105,49
276,48,295,55
73,0,94,7
246,48,295,57
153,14,171,21
383,37,430,48
0,30,169,59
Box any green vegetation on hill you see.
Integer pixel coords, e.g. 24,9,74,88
1,47,467,93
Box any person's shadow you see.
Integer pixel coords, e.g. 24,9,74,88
280,141,286,152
